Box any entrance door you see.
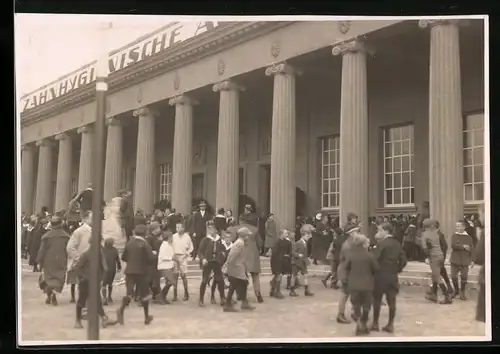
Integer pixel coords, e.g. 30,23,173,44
258,164,271,216
192,173,205,200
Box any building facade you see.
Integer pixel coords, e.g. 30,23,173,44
19,19,486,240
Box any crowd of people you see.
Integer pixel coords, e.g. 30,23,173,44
20,185,486,336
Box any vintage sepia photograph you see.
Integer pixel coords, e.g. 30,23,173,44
15,14,490,345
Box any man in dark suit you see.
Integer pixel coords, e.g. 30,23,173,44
371,222,407,334
191,201,212,260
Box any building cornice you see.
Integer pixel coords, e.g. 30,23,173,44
21,21,293,127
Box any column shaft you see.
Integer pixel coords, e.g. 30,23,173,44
34,140,53,212
78,125,94,191
333,40,369,228
104,118,124,202
214,81,243,215
265,63,297,231
421,20,464,242
133,107,156,213
21,145,35,215
55,134,73,211
169,95,196,215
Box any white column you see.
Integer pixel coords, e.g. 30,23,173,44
34,139,53,212
77,125,94,191
104,117,124,202
54,133,73,211
332,39,369,228
169,95,197,216
213,80,244,215
265,63,298,231
419,19,464,243
21,144,35,215
133,107,156,213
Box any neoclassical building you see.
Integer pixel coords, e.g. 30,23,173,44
19,18,486,240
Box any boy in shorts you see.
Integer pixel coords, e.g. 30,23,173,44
157,231,176,304
289,224,315,297
172,221,194,301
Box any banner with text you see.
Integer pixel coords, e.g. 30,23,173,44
20,21,219,113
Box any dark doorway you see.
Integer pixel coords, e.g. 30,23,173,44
192,173,205,200
258,164,271,216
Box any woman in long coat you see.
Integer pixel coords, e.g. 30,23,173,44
264,214,278,255
312,214,333,264
28,214,48,272
36,217,70,305
240,220,263,303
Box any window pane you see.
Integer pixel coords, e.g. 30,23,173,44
332,194,338,207
323,166,329,178
393,142,402,156
322,180,329,193
393,189,402,204
464,167,473,183
474,183,484,201
385,159,392,173
384,143,392,157
329,180,335,193
463,131,474,148
410,188,415,203
402,140,410,154
386,190,393,205
463,149,474,166
402,156,410,172
394,157,402,172
393,128,401,141
474,166,484,183
329,165,335,178
402,188,410,204
394,173,401,188
401,126,410,140
335,179,339,193
464,184,473,201
322,151,329,164
336,165,340,178
322,194,329,208
473,147,484,165
474,130,484,147
402,172,410,187
385,174,392,189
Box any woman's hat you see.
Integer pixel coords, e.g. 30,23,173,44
50,216,63,228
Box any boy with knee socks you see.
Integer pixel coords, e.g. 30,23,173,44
450,220,474,300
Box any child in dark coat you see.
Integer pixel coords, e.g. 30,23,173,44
345,233,379,335
210,230,233,302
290,224,315,297
270,229,293,299
450,220,475,300
102,238,121,305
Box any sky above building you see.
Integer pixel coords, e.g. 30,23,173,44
15,14,185,96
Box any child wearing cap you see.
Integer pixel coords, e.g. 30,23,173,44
289,224,315,297
269,229,293,299
345,232,378,335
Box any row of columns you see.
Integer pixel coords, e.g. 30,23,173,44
21,20,465,239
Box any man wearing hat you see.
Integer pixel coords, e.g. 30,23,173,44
36,216,70,306
335,222,360,324
191,201,212,260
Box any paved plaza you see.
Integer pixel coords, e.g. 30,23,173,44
19,266,485,343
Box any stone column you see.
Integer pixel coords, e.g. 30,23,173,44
77,125,94,191
332,40,369,228
21,144,35,215
265,63,298,231
133,107,157,214
104,117,124,202
213,80,245,215
54,133,73,212
419,19,464,243
169,95,197,216
34,139,53,212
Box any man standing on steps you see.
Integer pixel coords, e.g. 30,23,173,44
191,201,212,260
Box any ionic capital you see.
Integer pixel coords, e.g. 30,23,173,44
77,125,93,135
54,133,71,141
21,144,34,152
418,19,469,29
106,117,122,126
332,39,373,56
168,95,199,106
265,62,301,77
212,80,246,93
36,139,53,148
133,106,158,118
